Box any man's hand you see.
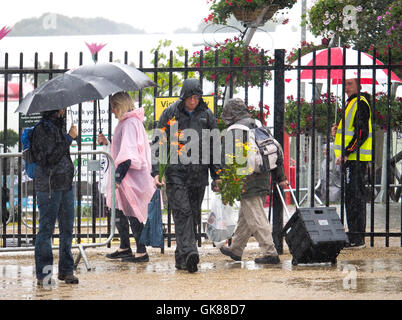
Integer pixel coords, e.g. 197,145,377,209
331,124,338,137
335,155,348,166
68,125,78,140
154,175,165,187
212,179,221,192
278,180,289,188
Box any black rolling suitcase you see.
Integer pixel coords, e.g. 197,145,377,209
277,184,348,265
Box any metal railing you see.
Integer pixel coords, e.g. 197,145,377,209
1,48,401,253
0,150,116,270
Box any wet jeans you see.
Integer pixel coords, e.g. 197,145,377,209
35,189,75,280
115,209,146,254
345,161,367,244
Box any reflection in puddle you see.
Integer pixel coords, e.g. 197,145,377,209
0,258,401,298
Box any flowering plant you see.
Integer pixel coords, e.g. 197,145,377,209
217,141,252,206
85,42,107,63
215,101,270,131
156,117,187,183
373,92,402,132
205,0,296,25
190,37,274,88
0,26,11,41
286,40,329,65
284,93,341,136
248,103,270,126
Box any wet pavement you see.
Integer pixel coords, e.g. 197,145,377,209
0,242,401,300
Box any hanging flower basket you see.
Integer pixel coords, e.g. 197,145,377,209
232,5,279,24
205,0,297,25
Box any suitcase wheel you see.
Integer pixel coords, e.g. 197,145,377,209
291,258,298,266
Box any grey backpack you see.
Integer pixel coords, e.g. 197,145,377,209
227,120,283,173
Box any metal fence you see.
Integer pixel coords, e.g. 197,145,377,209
0,47,401,257
0,150,116,270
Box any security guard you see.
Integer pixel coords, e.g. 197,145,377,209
333,78,372,249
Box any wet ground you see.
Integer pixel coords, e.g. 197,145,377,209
0,240,401,300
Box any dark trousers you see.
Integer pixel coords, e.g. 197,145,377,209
166,184,205,264
35,189,75,280
344,161,367,244
115,209,146,254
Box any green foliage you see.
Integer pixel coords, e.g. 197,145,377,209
140,40,195,130
284,94,341,136
0,129,19,147
206,0,296,25
286,41,328,64
190,37,274,88
303,0,401,75
373,92,402,132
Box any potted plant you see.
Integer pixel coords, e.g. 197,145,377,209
205,0,297,25
190,37,274,89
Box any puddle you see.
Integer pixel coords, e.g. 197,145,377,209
0,256,401,299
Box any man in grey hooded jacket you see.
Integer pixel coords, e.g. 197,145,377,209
218,98,288,264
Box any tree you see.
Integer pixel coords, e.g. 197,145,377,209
0,129,19,148
303,0,401,76
134,40,195,130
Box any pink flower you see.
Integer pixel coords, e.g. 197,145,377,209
85,42,107,56
0,26,11,41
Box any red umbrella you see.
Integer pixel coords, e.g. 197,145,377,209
286,47,401,85
0,82,20,101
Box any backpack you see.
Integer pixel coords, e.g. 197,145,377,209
227,120,284,174
21,120,51,179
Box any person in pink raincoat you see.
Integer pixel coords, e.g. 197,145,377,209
98,92,155,263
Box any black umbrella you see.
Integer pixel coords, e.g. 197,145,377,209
15,62,156,115
68,62,156,92
15,73,122,115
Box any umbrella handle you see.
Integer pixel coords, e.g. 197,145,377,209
97,100,104,145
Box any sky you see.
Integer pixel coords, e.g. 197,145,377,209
1,0,213,34
0,0,311,34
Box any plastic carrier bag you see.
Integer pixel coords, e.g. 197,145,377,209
206,193,236,243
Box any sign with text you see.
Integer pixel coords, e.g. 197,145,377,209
155,96,215,121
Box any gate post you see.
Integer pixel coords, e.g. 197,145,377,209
273,49,285,254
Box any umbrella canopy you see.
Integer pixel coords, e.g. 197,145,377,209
285,47,401,85
15,73,122,115
68,62,156,91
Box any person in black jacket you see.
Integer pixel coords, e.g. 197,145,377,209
332,78,372,249
31,108,78,286
152,78,221,272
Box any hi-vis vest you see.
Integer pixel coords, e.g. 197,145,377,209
334,96,372,161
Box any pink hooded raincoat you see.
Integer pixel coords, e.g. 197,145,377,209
106,108,155,223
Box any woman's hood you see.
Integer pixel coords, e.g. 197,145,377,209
120,108,145,122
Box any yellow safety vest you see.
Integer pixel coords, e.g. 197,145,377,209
334,96,372,161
